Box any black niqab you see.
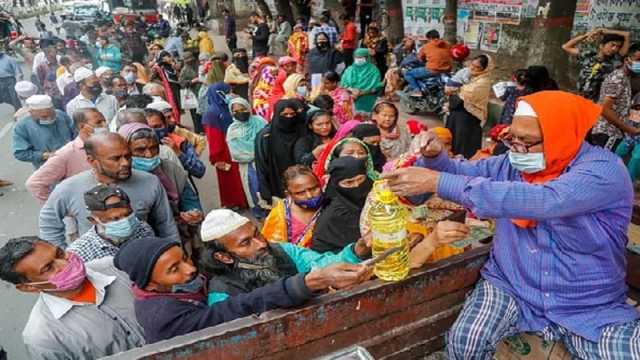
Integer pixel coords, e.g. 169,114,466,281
255,99,307,201
310,156,372,253
351,123,386,172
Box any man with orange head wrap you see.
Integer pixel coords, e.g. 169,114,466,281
383,91,640,358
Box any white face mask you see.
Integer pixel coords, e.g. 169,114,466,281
354,58,367,66
93,126,108,135
508,151,546,174
296,86,308,97
39,118,56,125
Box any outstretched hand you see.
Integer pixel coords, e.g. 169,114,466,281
381,167,441,197
305,263,373,292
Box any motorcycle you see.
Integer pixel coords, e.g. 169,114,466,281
397,70,449,115
395,43,470,115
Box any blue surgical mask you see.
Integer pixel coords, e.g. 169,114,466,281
124,72,137,84
39,117,56,125
294,194,323,209
99,213,138,244
508,151,546,174
296,86,308,98
132,156,161,172
172,274,205,293
629,61,640,75
153,128,169,139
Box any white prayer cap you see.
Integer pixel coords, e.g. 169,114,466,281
14,81,38,98
513,100,538,118
95,66,112,78
73,67,94,83
200,209,251,243
26,95,53,110
146,100,173,112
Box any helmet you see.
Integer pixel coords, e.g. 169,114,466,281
450,44,470,62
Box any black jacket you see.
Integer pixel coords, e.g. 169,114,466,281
135,273,313,344
252,23,270,56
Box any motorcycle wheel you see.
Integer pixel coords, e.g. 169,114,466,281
400,96,418,115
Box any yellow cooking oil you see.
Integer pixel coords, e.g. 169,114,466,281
368,180,410,281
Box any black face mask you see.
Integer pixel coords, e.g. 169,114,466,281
234,111,251,122
367,144,385,169
317,42,329,50
233,56,249,73
88,84,102,97
337,178,373,208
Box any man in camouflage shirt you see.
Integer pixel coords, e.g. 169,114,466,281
591,43,640,150
562,28,629,101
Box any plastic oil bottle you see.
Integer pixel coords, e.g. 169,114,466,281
368,180,410,281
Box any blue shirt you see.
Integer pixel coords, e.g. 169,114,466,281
0,53,22,79
12,110,75,168
416,144,639,342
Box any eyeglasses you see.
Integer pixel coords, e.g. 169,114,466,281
501,136,542,154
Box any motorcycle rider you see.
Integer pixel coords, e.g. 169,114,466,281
405,30,452,97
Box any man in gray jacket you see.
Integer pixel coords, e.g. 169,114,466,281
0,236,145,359
39,132,178,246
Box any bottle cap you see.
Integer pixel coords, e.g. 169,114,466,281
374,180,397,204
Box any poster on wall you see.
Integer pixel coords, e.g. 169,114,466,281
401,0,446,38
479,22,502,52
464,21,481,49
571,0,640,41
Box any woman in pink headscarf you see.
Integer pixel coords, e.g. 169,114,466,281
313,120,361,179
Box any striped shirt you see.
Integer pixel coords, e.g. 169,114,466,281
417,143,639,342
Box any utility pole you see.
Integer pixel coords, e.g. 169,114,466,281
526,0,578,87
443,0,457,43
385,0,404,44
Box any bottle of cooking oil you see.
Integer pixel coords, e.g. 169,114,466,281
368,180,410,281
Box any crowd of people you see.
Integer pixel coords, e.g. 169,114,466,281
0,7,639,359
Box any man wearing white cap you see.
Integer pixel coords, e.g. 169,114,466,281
12,94,75,168
66,67,118,125
199,209,370,305
13,80,38,121
95,66,114,94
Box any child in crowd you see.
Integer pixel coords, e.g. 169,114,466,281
615,94,640,182
372,101,411,160
496,69,527,124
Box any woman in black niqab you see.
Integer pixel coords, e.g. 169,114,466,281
310,156,373,253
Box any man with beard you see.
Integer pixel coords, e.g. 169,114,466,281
39,132,178,247
66,67,118,124
198,209,371,304
114,235,371,343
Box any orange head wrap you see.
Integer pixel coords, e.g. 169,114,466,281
511,91,602,228
431,126,453,144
